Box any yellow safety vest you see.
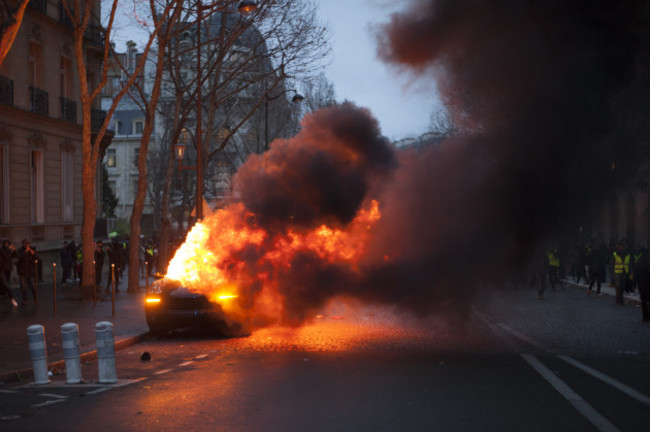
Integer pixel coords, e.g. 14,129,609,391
613,252,630,274
547,252,560,267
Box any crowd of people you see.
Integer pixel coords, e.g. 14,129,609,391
0,236,168,306
528,238,650,322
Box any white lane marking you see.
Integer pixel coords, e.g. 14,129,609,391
521,354,620,432
179,361,194,367
195,354,208,359
37,393,68,399
154,369,172,375
498,324,548,351
559,355,650,407
86,387,111,395
31,399,67,408
0,389,17,394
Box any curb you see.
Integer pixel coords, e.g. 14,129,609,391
0,330,150,385
562,279,641,305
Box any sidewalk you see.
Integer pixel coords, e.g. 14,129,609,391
0,269,152,384
561,277,641,304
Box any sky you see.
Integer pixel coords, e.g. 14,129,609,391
317,0,441,141
108,0,441,141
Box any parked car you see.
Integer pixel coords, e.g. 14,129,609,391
145,277,248,337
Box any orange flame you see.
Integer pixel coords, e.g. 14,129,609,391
165,200,381,325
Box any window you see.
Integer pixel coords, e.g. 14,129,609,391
28,42,43,87
60,56,72,98
134,120,144,135
61,151,74,222
134,147,140,166
106,148,116,167
31,150,44,223
0,145,8,224
115,120,121,135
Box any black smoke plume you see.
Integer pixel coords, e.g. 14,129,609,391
190,1,650,324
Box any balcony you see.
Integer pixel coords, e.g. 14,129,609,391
29,86,49,116
0,75,13,106
60,97,77,123
85,25,105,50
28,0,47,14
91,109,107,132
58,1,74,29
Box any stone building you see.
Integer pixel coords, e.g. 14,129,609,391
0,1,108,281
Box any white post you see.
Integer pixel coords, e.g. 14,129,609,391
95,321,117,384
60,323,82,384
26,325,49,385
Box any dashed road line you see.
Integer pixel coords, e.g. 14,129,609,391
179,361,194,367
31,398,68,408
0,389,17,394
86,387,111,395
37,393,68,399
559,355,650,407
498,323,548,351
154,369,172,375
521,354,620,432
195,354,208,359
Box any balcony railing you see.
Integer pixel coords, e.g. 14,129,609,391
91,109,106,132
58,1,74,29
28,0,47,14
29,86,49,116
60,97,77,123
85,25,105,50
0,75,14,106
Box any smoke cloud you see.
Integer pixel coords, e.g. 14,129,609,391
174,0,650,325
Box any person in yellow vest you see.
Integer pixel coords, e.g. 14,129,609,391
547,247,562,291
612,239,630,305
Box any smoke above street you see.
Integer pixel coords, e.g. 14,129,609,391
166,0,650,325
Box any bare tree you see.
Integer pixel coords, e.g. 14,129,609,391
300,72,336,113
0,0,29,67
65,0,176,290
153,0,330,271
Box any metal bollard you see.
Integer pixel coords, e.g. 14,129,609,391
26,325,49,385
95,321,117,384
61,323,82,384
52,263,57,316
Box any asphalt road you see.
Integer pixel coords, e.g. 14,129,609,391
2,285,649,431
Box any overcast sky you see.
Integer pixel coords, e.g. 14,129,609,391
109,0,440,141
317,0,441,141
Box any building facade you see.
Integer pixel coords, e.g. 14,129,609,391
0,0,107,281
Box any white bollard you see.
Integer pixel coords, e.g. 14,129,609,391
61,323,82,384
26,325,49,385
95,321,117,384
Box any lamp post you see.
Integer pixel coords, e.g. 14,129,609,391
264,90,304,151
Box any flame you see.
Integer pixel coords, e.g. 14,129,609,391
164,200,381,327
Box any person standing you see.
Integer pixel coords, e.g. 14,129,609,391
60,241,73,285
612,240,631,305
106,240,123,293
94,241,106,289
0,241,17,306
633,247,650,322
1,240,15,285
15,239,37,305
587,241,607,296
547,247,562,291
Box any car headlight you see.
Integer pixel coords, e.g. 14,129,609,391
147,283,162,295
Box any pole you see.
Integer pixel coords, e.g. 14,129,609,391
34,259,38,304
52,263,57,316
93,259,97,305
146,261,149,290
264,95,269,151
196,0,203,222
111,264,116,317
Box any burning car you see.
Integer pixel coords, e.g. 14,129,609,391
145,277,248,337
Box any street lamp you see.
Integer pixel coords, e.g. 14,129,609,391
238,1,258,14
264,89,304,151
